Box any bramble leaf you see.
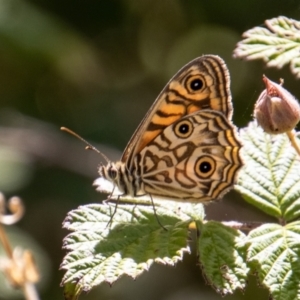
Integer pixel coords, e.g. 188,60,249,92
234,16,300,78
198,221,249,295
61,202,203,300
247,222,300,300
235,122,300,222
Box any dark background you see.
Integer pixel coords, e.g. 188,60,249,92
0,0,299,299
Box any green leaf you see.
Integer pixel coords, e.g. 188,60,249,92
235,122,300,221
233,16,300,78
61,202,204,299
247,222,300,300
198,221,249,295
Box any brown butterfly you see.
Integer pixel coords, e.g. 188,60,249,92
96,55,242,202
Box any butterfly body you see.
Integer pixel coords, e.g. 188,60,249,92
97,55,242,203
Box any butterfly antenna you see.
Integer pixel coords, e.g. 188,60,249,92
60,127,110,163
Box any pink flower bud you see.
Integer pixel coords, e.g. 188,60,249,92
254,75,300,134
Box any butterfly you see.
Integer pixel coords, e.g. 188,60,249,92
95,55,242,203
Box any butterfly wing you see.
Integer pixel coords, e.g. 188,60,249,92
136,110,242,202
121,55,232,168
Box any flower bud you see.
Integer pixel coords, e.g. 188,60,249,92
254,75,300,134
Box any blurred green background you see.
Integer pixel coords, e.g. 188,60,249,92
0,0,299,299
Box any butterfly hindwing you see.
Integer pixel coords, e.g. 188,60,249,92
137,110,242,202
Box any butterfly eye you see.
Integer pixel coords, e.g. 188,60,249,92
194,156,216,178
174,119,193,138
108,167,118,179
186,75,205,92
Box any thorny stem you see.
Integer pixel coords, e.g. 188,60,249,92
0,194,40,300
23,282,40,300
0,222,13,259
221,221,263,231
190,220,263,231
286,130,300,156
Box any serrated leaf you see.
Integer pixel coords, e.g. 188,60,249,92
233,16,300,78
61,202,203,300
235,122,300,221
247,222,300,300
197,221,249,295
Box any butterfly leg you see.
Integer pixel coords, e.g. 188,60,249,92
101,185,120,227
148,194,167,231
105,194,120,228
104,191,139,227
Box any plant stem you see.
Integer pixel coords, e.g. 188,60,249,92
286,130,300,156
0,223,13,258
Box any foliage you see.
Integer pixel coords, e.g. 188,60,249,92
61,203,197,299
61,15,300,300
235,123,300,221
61,120,300,300
0,3,299,299
234,16,300,78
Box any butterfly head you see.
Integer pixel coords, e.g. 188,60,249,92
99,161,132,195
99,162,118,180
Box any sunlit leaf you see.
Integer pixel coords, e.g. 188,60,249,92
247,222,300,300
198,221,248,295
235,122,300,221
61,202,203,300
234,16,300,78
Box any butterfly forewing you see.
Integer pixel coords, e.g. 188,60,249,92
122,55,232,167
